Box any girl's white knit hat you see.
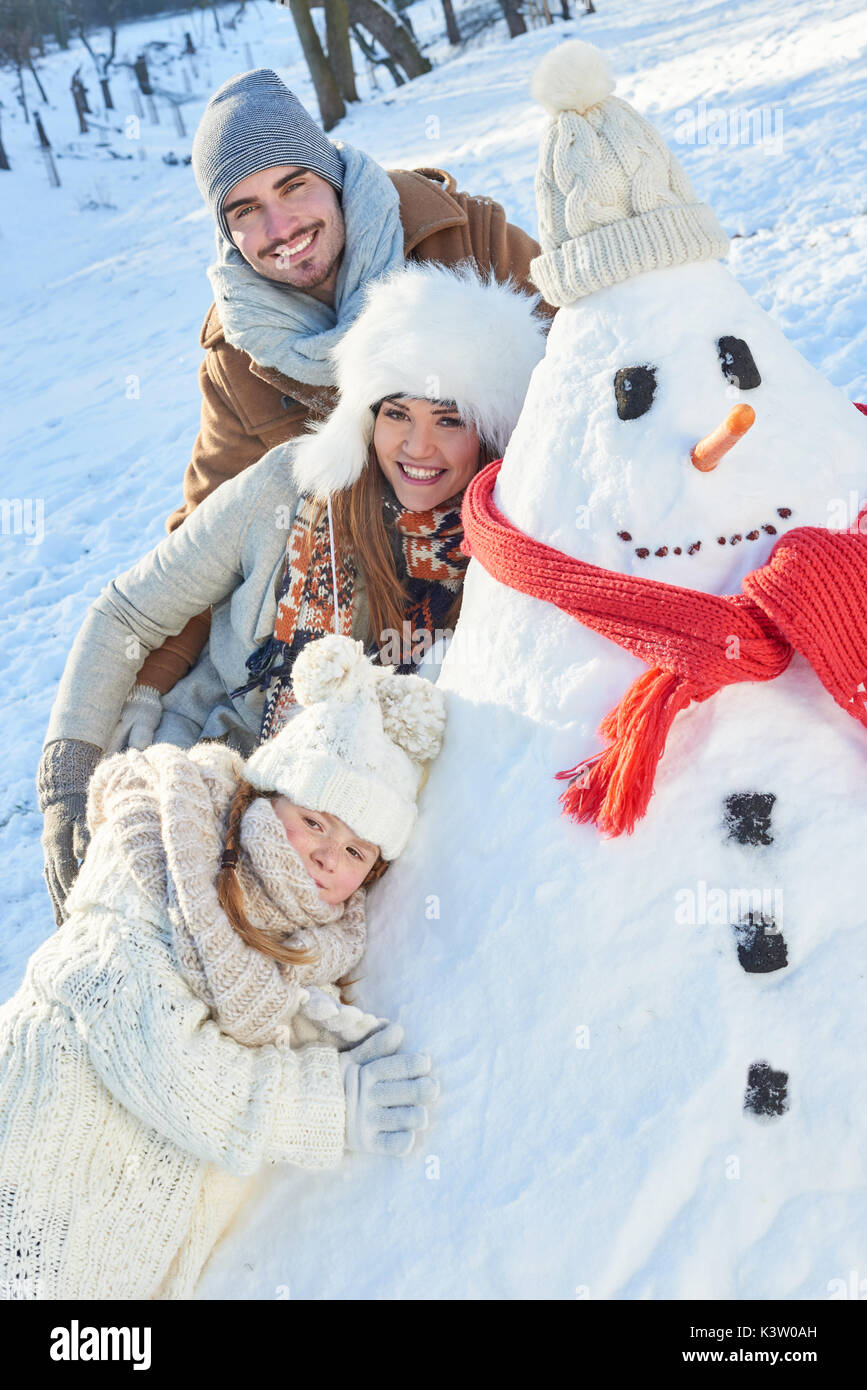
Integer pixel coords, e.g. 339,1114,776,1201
243,635,446,860
530,40,730,307
290,261,548,499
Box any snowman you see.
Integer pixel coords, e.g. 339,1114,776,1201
198,42,867,1300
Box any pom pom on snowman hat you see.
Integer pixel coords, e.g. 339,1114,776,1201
530,38,615,116
244,635,447,860
529,40,730,306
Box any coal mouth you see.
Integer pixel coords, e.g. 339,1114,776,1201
617,507,793,560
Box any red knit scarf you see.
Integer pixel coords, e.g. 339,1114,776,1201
461,458,867,837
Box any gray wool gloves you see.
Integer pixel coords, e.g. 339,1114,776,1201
37,739,102,926
340,1022,438,1157
104,683,163,755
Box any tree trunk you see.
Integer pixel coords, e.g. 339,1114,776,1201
347,0,430,79
584,0,596,11
133,55,152,96
72,84,88,133
211,3,226,46
0,119,10,170
27,55,49,103
560,0,571,17
17,62,29,123
324,0,358,102
441,0,460,44
52,3,71,49
32,2,46,57
497,0,527,37
350,21,403,87
289,0,346,131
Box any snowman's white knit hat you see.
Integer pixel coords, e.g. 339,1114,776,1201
243,635,446,860
291,261,548,499
530,40,730,307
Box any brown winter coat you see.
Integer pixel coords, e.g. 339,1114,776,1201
138,166,552,693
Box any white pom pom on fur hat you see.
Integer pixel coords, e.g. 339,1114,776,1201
290,261,547,500
244,635,447,860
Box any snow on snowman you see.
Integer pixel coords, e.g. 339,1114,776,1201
220,40,867,1300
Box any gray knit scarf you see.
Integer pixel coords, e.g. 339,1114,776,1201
207,142,405,387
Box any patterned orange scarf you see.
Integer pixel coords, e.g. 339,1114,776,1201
234,492,467,742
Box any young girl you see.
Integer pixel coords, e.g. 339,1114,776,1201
38,263,547,923
0,634,443,1300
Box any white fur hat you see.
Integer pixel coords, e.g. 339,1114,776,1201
291,261,548,499
243,635,446,860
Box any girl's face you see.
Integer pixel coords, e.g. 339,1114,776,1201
373,396,481,511
271,797,380,904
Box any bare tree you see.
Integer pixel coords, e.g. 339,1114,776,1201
289,0,345,131
0,1,37,117
350,19,403,87
497,0,526,37
347,0,430,78
441,0,460,45
71,66,89,129
324,0,357,103
73,0,119,109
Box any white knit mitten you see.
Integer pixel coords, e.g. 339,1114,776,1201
105,684,163,754
339,1022,439,1157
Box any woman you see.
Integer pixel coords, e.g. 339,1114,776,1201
38,262,547,923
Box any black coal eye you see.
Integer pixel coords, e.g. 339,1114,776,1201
614,365,656,420
717,336,761,390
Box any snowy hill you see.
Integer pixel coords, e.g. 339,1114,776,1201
1,0,866,1299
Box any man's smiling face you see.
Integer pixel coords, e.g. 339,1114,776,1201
222,164,345,302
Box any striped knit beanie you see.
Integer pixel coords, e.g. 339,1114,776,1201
192,69,345,243
530,41,729,307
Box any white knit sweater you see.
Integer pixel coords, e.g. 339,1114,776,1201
0,758,351,1301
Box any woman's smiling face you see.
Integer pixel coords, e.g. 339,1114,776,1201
373,396,481,510
270,797,379,904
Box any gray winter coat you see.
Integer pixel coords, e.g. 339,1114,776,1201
45,444,370,757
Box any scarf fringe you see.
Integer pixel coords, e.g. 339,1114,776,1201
230,634,294,699
559,669,695,836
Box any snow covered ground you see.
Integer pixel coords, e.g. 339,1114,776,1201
1,0,866,1299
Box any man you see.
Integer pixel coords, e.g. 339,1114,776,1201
126,67,551,715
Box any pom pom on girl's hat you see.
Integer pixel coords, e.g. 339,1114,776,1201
529,39,730,307
243,635,447,861
290,261,548,500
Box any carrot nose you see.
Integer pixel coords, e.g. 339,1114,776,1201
691,404,756,472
